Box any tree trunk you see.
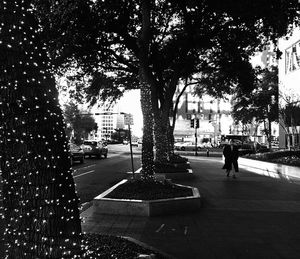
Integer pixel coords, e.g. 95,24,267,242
153,111,169,164
268,118,272,150
140,83,155,178
167,122,175,157
0,2,82,258
138,0,155,178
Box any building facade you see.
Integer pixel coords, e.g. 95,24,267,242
173,84,235,146
278,26,300,148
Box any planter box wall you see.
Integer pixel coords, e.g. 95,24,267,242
239,157,300,179
93,179,202,216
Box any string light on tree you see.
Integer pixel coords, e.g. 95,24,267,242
0,0,83,257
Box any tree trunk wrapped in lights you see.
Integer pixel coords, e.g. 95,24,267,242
167,122,175,157
0,1,82,258
140,83,155,178
153,112,169,164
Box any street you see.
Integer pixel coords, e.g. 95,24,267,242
73,144,142,204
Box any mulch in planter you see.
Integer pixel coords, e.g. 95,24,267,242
106,179,193,200
154,160,190,173
83,233,168,258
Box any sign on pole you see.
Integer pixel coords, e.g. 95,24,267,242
124,113,134,125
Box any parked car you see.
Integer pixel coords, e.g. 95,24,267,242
69,143,84,165
174,142,201,151
131,140,139,147
81,140,108,159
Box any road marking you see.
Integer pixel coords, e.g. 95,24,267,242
155,224,165,233
74,170,95,178
184,226,188,235
74,164,96,172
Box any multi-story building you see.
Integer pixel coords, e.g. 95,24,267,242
278,26,300,148
90,103,125,141
173,84,234,146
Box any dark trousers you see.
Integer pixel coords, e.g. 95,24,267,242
232,159,239,172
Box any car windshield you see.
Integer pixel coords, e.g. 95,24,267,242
84,141,97,146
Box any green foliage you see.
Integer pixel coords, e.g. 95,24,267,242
280,102,300,127
34,0,300,107
232,66,279,125
63,101,97,144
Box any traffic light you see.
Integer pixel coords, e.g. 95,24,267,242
196,119,199,128
190,119,194,128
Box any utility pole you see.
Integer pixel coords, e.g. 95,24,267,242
190,118,199,156
195,118,199,156
124,113,135,178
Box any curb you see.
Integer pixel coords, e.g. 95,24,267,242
122,236,175,259
93,179,202,216
79,201,93,213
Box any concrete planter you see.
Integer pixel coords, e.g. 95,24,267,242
239,157,300,180
93,179,202,216
163,168,194,180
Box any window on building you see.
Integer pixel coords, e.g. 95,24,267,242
285,40,300,74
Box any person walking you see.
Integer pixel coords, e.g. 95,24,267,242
222,140,239,178
231,143,239,178
222,141,232,177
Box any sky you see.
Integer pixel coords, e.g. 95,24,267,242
118,90,143,137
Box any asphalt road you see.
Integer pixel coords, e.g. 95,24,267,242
73,144,142,204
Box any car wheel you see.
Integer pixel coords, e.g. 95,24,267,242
197,147,201,151
181,147,185,151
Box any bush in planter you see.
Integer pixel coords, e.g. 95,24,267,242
169,154,188,164
244,150,300,167
154,161,189,173
249,150,300,160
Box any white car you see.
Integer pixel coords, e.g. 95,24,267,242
175,142,201,151
131,140,139,147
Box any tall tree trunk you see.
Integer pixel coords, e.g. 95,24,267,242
138,0,155,178
167,79,189,158
153,111,169,164
140,82,155,178
0,2,82,258
167,122,175,157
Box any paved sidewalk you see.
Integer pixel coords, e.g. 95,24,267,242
81,156,300,259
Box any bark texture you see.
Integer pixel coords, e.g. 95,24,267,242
0,2,82,258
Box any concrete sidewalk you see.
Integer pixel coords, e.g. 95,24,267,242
81,156,300,259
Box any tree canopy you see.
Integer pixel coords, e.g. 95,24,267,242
35,0,300,103
33,0,300,171
63,101,97,144
232,66,279,125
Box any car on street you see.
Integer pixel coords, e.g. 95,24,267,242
69,143,84,165
174,142,202,151
81,140,108,159
131,140,139,147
